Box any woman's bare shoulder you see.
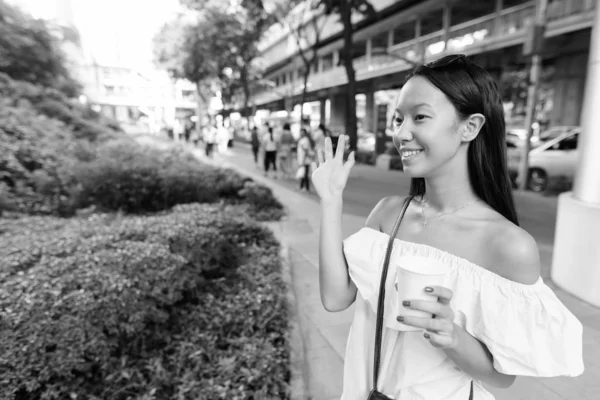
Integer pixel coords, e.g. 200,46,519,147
484,219,541,285
365,195,410,231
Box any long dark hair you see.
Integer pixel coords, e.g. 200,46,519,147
300,128,315,149
405,55,519,226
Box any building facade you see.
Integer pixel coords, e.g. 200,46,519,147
248,0,596,136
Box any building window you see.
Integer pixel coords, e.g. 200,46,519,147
182,90,195,101
351,40,367,61
451,2,496,27
298,67,307,79
321,53,334,71
371,32,389,57
503,0,530,9
420,8,444,36
393,21,416,45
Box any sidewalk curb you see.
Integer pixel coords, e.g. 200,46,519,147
278,239,309,400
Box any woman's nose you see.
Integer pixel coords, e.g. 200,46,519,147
393,123,413,146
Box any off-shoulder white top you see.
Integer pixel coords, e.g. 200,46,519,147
341,227,584,400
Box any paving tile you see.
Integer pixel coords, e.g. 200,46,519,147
319,322,353,359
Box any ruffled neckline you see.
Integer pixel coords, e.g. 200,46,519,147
360,227,543,292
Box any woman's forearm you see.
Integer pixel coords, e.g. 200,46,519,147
444,325,516,388
318,201,356,312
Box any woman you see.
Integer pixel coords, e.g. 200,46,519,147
262,126,279,178
297,128,315,191
313,123,328,155
250,126,260,165
278,123,295,178
311,55,583,399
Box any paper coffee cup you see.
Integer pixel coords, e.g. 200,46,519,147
394,255,449,331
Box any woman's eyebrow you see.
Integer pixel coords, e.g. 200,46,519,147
395,102,433,113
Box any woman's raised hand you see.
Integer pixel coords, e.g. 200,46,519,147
311,135,355,205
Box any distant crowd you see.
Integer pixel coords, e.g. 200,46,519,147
249,122,341,192
162,117,342,193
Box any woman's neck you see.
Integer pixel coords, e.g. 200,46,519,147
422,152,479,212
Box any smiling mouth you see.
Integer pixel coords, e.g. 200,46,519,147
401,149,424,160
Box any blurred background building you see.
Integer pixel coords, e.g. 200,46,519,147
244,0,595,141
6,0,197,135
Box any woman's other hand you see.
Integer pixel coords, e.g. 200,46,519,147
312,135,355,205
397,286,459,349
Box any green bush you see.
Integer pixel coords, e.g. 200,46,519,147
0,203,289,399
76,140,285,219
0,73,125,216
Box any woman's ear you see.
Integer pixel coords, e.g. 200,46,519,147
461,113,486,142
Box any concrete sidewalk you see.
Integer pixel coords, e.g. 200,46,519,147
192,141,600,399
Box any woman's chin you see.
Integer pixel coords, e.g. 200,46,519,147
400,164,425,178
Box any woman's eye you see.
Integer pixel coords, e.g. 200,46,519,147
393,117,403,125
415,114,428,121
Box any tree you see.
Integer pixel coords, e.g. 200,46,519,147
179,0,278,123
279,0,327,121
318,0,376,151
153,8,237,126
0,1,80,97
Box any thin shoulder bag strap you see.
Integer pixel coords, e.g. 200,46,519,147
372,195,413,392
371,196,475,400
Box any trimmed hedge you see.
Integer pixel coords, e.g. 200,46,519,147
75,140,285,221
0,203,289,399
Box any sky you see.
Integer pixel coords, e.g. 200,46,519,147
7,0,183,69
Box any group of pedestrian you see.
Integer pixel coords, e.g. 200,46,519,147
250,122,337,192
202,118,231,158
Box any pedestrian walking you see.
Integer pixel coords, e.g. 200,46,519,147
311,54,584,400
262,127,279,178
297,128,316,192
278,123,295,178
216,123,229,155
203,122,217,158
313,123,327,155
250,126,260,165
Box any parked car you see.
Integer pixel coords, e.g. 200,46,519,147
506,127,541,149
538,125,580,141
507,129,579,192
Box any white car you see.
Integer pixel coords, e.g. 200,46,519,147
508,130,579,192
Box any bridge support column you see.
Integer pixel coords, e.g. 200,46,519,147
329,93,346,136
551,5,600,307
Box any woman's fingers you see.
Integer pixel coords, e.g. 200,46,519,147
423,330,455,348
317,149,325,166
344,151,355,174
402,299,450,319
397,315,453,333
425,286,454,305
324,137,334,160
335,135,345,161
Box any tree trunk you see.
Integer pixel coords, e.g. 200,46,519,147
339,1,357,152
195,82,207,135
241,65,251,130
300,64,311,123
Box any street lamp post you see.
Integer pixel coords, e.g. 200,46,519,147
551,5,600,307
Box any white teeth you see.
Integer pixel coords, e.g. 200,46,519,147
402,149,423,158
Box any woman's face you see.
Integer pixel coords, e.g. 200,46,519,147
392,76,465,178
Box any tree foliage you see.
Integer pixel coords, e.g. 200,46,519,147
154,0,282,118
0,0,80,97
316,0,376,151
